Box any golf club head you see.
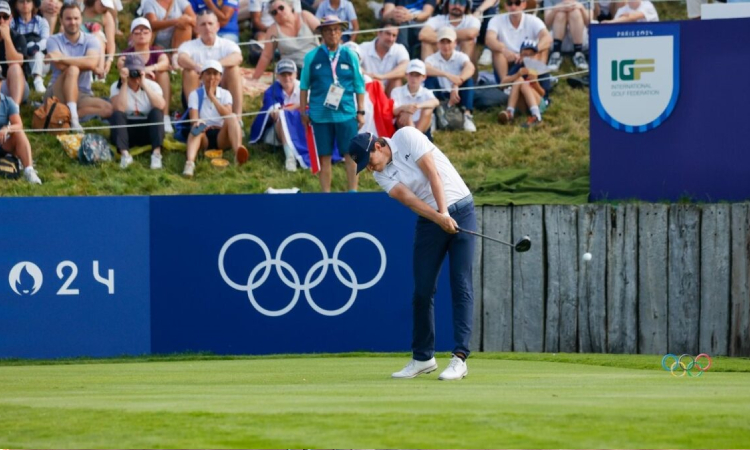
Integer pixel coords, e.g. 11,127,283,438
515,236,532,253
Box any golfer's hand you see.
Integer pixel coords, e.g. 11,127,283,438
439,213,458,234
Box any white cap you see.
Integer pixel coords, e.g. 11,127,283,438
436,26,457,42
99,0,114,9
130,17,152,32
406,59,426,75
202,59,224,74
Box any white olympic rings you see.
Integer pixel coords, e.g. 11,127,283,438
218,232,387,317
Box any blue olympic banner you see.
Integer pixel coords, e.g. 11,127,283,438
590,18,750,201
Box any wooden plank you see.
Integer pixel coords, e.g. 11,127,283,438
470,205,483,352
544,205,578,353
638,204,669,355
512,205,545,352
578,204,609,353
668,205,701,355
730,204,750,357
607,205,638,354
482,206,513,351
700,204,731,355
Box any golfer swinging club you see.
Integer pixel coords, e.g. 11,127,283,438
349,126,476,381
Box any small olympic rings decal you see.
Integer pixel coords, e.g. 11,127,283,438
661,353,712,377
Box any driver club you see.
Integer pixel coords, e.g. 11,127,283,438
456,227,532,253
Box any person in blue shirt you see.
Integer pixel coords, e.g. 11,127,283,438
314,0,358,42
189,0,239,42
299,15,365,193
0,91,41,184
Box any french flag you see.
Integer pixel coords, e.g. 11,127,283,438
305,123,321,175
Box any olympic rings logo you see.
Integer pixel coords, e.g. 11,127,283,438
218,232,387,317
661,353,713,377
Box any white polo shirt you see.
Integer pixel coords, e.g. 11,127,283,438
281,79,301,106
390,84,437,123
359,39,409,78
424,50,471,91
374,126,470,208
425,14,481,37
178,36,241,67
487,13,546,53
188,86,233,128
614,1,659,22
109,79,164,116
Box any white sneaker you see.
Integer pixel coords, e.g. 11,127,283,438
24,167,42,185
33,77,46,93
547,51,563,72
182,161,195,177
479,47,492,66
285,156,297,172
391,357,438,379
463,113,476,132
150,153,162,170
120,153,133,169
438,355,468,380
164,115,174,134
573,51,589,70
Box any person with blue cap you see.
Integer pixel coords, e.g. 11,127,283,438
497,38,550,128
348,126,476,381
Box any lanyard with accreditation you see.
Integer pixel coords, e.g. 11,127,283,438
323,46,345,110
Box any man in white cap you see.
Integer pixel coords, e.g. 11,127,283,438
0,0,30,106
358,18,409,97
390,59,439,139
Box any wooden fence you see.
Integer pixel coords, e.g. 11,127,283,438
469,204,750,356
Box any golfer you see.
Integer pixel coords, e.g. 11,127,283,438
348,126,476,381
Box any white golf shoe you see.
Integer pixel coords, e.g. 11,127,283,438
438,355,468,380
392,357,438,379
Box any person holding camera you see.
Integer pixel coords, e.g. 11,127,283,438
109,54,166,169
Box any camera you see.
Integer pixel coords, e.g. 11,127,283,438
129,69,142,79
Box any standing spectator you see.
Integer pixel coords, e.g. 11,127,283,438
251,0,319,80
391,59,438,139
10,0,50,93
190,0,240,43
110,54,166,169
497,39,548,128
485,0,551,81
182,60,248,177
0,90,40,184
0,0,29,106
40,0,60,33
424,27,476,132
545,0,589,71
81,0,115,81
603,0,659,22
381,0,435,58
141,0,195,68
299,16,365,193
359,19,408,97
178,10,243,117
45,2,112,131
419,0,480,59
315,0,358,42
119,18,172,133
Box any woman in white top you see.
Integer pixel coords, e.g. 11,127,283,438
183,60,249,177
603,0,659,22
141,0,195,66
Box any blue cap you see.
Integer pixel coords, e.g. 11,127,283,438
348,133,376,173
520,39,538,53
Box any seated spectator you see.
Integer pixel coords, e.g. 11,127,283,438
141,0,195,68
81,0,115,80
359,19,408,97
594,0,622,21
544,0,589,71
0,0,29,106
182,60,248,177
119,18,172,133
315,0,358,42
381,0,435,58
10,0,50,93
497,39,548,128
178,11,243,117
603,0,659,22
391,59,438,139
473,0,501,67
40,0,60,33
344,41,395,139
424,27,476,132
419,0,480,59
0,89,40,184
485,0,551,81
252,0,319,80
45,2,112,131
248,0,302,41
189,0,240,43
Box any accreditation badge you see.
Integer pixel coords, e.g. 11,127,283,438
324,83,345,110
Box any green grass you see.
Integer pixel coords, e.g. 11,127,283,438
1,352,749,448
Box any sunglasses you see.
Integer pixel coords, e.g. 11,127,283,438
0,14,9,20
450,0,467,5
132,28,150,34
270,4,285,16
506,0,523,6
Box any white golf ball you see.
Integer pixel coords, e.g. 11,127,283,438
583,252,592,261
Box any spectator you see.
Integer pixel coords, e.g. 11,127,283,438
497,39,548,128
474,0,500,66
381,0,435,58
45,2,112,131
485,0,551,81
110,54,166,169
252,0,319,80
248,0,302,41
359,18,408,97
390,59,438,138
10,0,50,93
0,0,29,106
545,0,589,71
40,0,60,33
119,18,172,133
419,0,480,59
603,0,659,22
299,16,365,193
81,0,115,81
0,89,40,184
343,41,395,139
141,0,195,68
424,27,476,132
189,0,240,43
315,0,358,42
178,10,243,117
594,0,622,21
182,60,248,177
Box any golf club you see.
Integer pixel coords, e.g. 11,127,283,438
456,227,532,253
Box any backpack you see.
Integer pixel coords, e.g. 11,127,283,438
32,96,71,135
78,134,113,164
0,153,20,179
434,101,465,131
174,87,205,143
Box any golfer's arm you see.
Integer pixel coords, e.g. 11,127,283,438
389,184,446,223
416,152,449,214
